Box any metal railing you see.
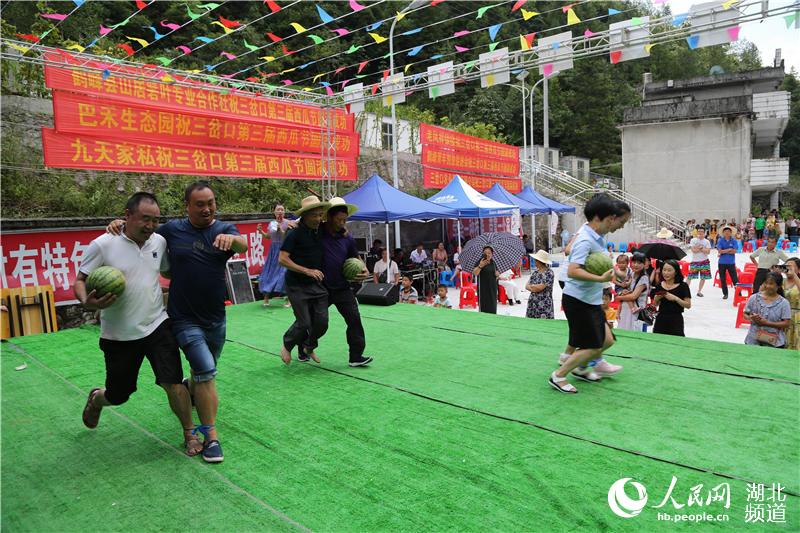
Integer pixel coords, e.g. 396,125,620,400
529,161,687,243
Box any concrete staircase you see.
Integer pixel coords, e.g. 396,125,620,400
529,161,687,245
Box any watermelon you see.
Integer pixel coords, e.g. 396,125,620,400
342,257,366,281
584,252,613,276
86,266,126,297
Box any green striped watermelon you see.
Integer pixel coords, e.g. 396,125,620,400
86,266,126,297
342,257,366,281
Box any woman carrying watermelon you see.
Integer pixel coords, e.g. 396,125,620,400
549,194,631,394
257,204,294,308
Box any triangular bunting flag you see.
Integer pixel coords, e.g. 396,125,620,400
686,35,700,49
631,17,643,26
511,0,527,12
608,8,621,16
218,15,241,28
211,21,235,34
404,63,414,73
477,4,498,19
265,0,281,13
408,45,425,56
308,34,324,44
316,4,334,24
401,28,422,35
584,29,596,38
126,36,150,48
610,51,622,64
346,44,361,54
489,42,499,51
567,8,580,25
266,32,282,42
727,26,740,41
366,21,383,31
785,13,798,28
358,61,368,73
672,13,688,26
242,39,259,51
331,28,350,36
543,63,554,77
349,0,366,12
521,9,539,21
488,23,503,41
396,11,406,21
369,32,387,44
290,22,307,34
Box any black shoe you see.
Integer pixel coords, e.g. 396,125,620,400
722,294,728,300
182,379,195,407
297,346,310,362
349,355,373,367
515,300,522,304
202,440,224,463
82,388,102,429
507,300,514,306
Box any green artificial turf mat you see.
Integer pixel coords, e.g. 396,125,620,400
2,303,798,532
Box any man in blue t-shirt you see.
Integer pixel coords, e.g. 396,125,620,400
109,181,246,463
716,226,739,300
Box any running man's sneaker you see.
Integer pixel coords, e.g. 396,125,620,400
571,366,602,382
202,440,224,463
297,345,310,363
82,388,103,429
593,359,623,377
349,355,373,367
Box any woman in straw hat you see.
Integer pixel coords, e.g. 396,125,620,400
525,250,555,319
278,196,331,365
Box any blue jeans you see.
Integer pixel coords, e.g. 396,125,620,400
172,321,226,382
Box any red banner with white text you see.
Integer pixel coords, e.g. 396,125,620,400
1,223,269,304
423,167,522,193
422,145,519,178
43,52,354,132
42,128,357,180
52,91,360,157
420,123,518,161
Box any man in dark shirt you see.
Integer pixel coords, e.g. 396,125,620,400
279,196,330,365
308,197,373,367
108,181,247,464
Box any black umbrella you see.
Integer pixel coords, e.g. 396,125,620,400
459,232,526,274
636,240,686,261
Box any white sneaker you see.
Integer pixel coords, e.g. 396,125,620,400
571,366,602,382
594,359,623,377
558,352,571,364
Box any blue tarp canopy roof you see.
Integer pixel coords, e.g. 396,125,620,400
515,186,576,213
426,176,517,218
484,183,549,215
343,174,458,222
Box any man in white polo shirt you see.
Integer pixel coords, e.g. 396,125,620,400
74,192,200,457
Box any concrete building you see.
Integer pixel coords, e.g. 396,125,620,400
357,112,420,154
559,155,591,180
620,67,790,222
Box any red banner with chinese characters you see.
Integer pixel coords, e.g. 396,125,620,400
422,145,520,178
420,123,519,162
52,91,360,157
422,167,522,193
43,52,354,132
1,222,269,304
42,128,357,181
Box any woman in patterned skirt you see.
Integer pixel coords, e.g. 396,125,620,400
525,250,554,319
258,204,294,307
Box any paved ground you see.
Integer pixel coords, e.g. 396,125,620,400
441,252,799,345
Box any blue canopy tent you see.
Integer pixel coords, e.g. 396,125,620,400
427,176,518,248
515,186,576,251
484,183,549,215
342,174,458,254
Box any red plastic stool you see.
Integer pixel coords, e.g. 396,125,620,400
735,302,750,328
459,286,478,309
498,284,508,304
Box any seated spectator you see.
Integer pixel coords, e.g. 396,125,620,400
607,243,615,259
431,242,449,272
523,234,534,253
410,243,428,266
613,254,632,294
602,288,616,328
450,245,463,282
368,239,383,258
399,274,418,304
373,248,400,285
499,269,522,305
743,271,791,349
392,248,406,269
432,284,452,308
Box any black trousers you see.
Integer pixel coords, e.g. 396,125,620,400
718,263,739,297
328,288,366,359
752,268,769,296
283,282,329,352
293,287,366,360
